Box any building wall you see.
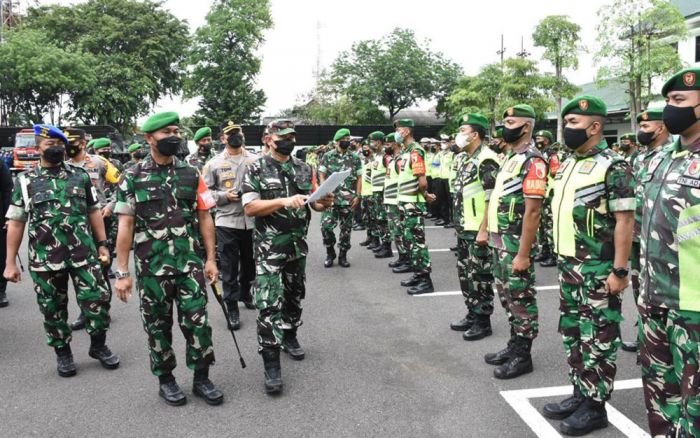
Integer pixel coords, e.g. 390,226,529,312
678,16,700,66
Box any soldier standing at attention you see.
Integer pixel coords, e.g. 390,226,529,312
203,121,258,330
242,120,333,394
114,112,222,407
186,126,215,171
318,128,362,268
637,68,700,437
543,96,635,436
533,130,559,267
485,104,547,379
369,132,393,259
384,133,409,271
4,124,119,377
359,141,377,250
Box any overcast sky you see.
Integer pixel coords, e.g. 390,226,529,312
41,0,611,120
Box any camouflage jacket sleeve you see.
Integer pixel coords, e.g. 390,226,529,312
241,160,262,206
114,170,136,216
353,153,363,177
606,160,636,212
83,172,100,211
479,159,500,198
5,175,27,222
317,153,329,175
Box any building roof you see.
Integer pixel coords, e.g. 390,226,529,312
547,79,629,119
671,0,700,19
387,108,446,125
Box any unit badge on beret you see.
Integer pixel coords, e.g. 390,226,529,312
641,112,648,121
41,127,50,137
578,99,589,111
463,115,469,122
684,72,696,87
507,108,514,117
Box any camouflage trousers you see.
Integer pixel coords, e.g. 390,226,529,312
639,304,700,438
493,249,538,339
398,202,431,274
361,196,376,238
321,205,353,251
630,241,641,303
371,193,391,245
253,255,306,351
558,257,622,402
537,195,554,256
456,237,494,315
386,204,407,257
30,262,111,348
137,268,215,376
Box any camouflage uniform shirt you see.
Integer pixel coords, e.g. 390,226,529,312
317,148,362,207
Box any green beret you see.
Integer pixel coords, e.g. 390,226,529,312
369,131,385,141
393,119,415,128
141,111,179,133
457,112,488,131
562,95,607,117
620,133,636,142
128,143,143,153
92,138,111,150
535,130,554,142
87,139,96,148
334,128,351,142
385,133,396,142
193,127,212,143
637,108,663,123
662,68,700,97
503,104,536,119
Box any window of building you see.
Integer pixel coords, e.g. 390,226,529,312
696,36,700,63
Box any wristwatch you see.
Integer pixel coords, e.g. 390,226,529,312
114,271,130,279
612,267,629,279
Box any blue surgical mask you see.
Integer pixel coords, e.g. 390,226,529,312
395,131,404,144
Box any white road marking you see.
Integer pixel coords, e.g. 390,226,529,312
500,379,649,438
428,248,452,252
413,285,560,297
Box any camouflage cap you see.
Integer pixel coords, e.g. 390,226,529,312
267,119,295,136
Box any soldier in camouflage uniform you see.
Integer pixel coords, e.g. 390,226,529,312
384,134,409,270
124,143,148,171
64,129,121,331
358,141,377,249
449,113,500,341
369,132,393,258
620,133,640,164
4,124,119,377
319,128,363,268
186,126,215,172
637,68,700,438
533,130,560,267
242,120,333,394
485,104,547,380
392,119,436,294
542,96,636,436
92,138,122,275
113,112,223,407
621,109,673,355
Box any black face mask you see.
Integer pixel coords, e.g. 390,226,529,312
620,142,632,152
636,130,656,147
384,146,393,154
502,125,526,143
362,149,370,157
339,140,351,149
156,136,181,156
199,142,212,154
563,125,592,150
98,151,111,159
663,103,700,135
43,146,66,164
274,139,296,156
227,134,243,148
535,141,545,148
133,150,147,160
450,145,459,153
66,145,81,158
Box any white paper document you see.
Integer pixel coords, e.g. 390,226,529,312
305,169,352,204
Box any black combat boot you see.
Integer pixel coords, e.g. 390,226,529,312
494,337,533,379
367,238,381,251
435,219,446,226
262,349,283,394
193,368,224,406
282,329,305,361
407,275,434,295
484,337,516,365
392,262,413,274
338,250,350,268
543,386,585,420
159,374,187,406
0,287,8,308
374,243,393,258
621,340,639,352
359,232,372,246
450,313,475,331
70,313,86,331
324,247,336,268
88,332,120,369
400,273,421,287
388,254,408,268
559,398,608,436
463,314,492,341
533,251,546,262
227,301,241,331
539,255,557,267
55,346,77,377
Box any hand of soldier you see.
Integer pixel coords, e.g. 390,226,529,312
284,194,308,209
319,193,334,209
4,263,20,283
101,207,112,218
351,197,360,210
425,193,437,203
511,254,531,274
115,277,132,303
605,272,628,296
476,229,489,246
226,190,240,202
98,246,111,266
204,259,219,283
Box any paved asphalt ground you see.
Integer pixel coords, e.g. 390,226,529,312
0,215,649,438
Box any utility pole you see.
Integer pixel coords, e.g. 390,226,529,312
496,34,506,66
516,36,530,58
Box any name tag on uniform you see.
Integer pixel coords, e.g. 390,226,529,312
507,160,518,173
577,161,596,175
218,170,235,179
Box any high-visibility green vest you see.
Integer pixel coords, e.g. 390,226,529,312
425,152,435,178
551,146,623,260
371,154,387,193
383,156,399,206
361,159,373,197
397,145,425,203
431,151,441,177
439,151,454,179
462,147,500,232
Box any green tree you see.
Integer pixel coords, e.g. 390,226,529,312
533,15,582,141
0,28,95,126
185,0,272,125
26,0,189,133
326,28,462,121
595,0,687,130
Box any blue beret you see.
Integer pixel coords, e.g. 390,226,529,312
34,124,68,145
